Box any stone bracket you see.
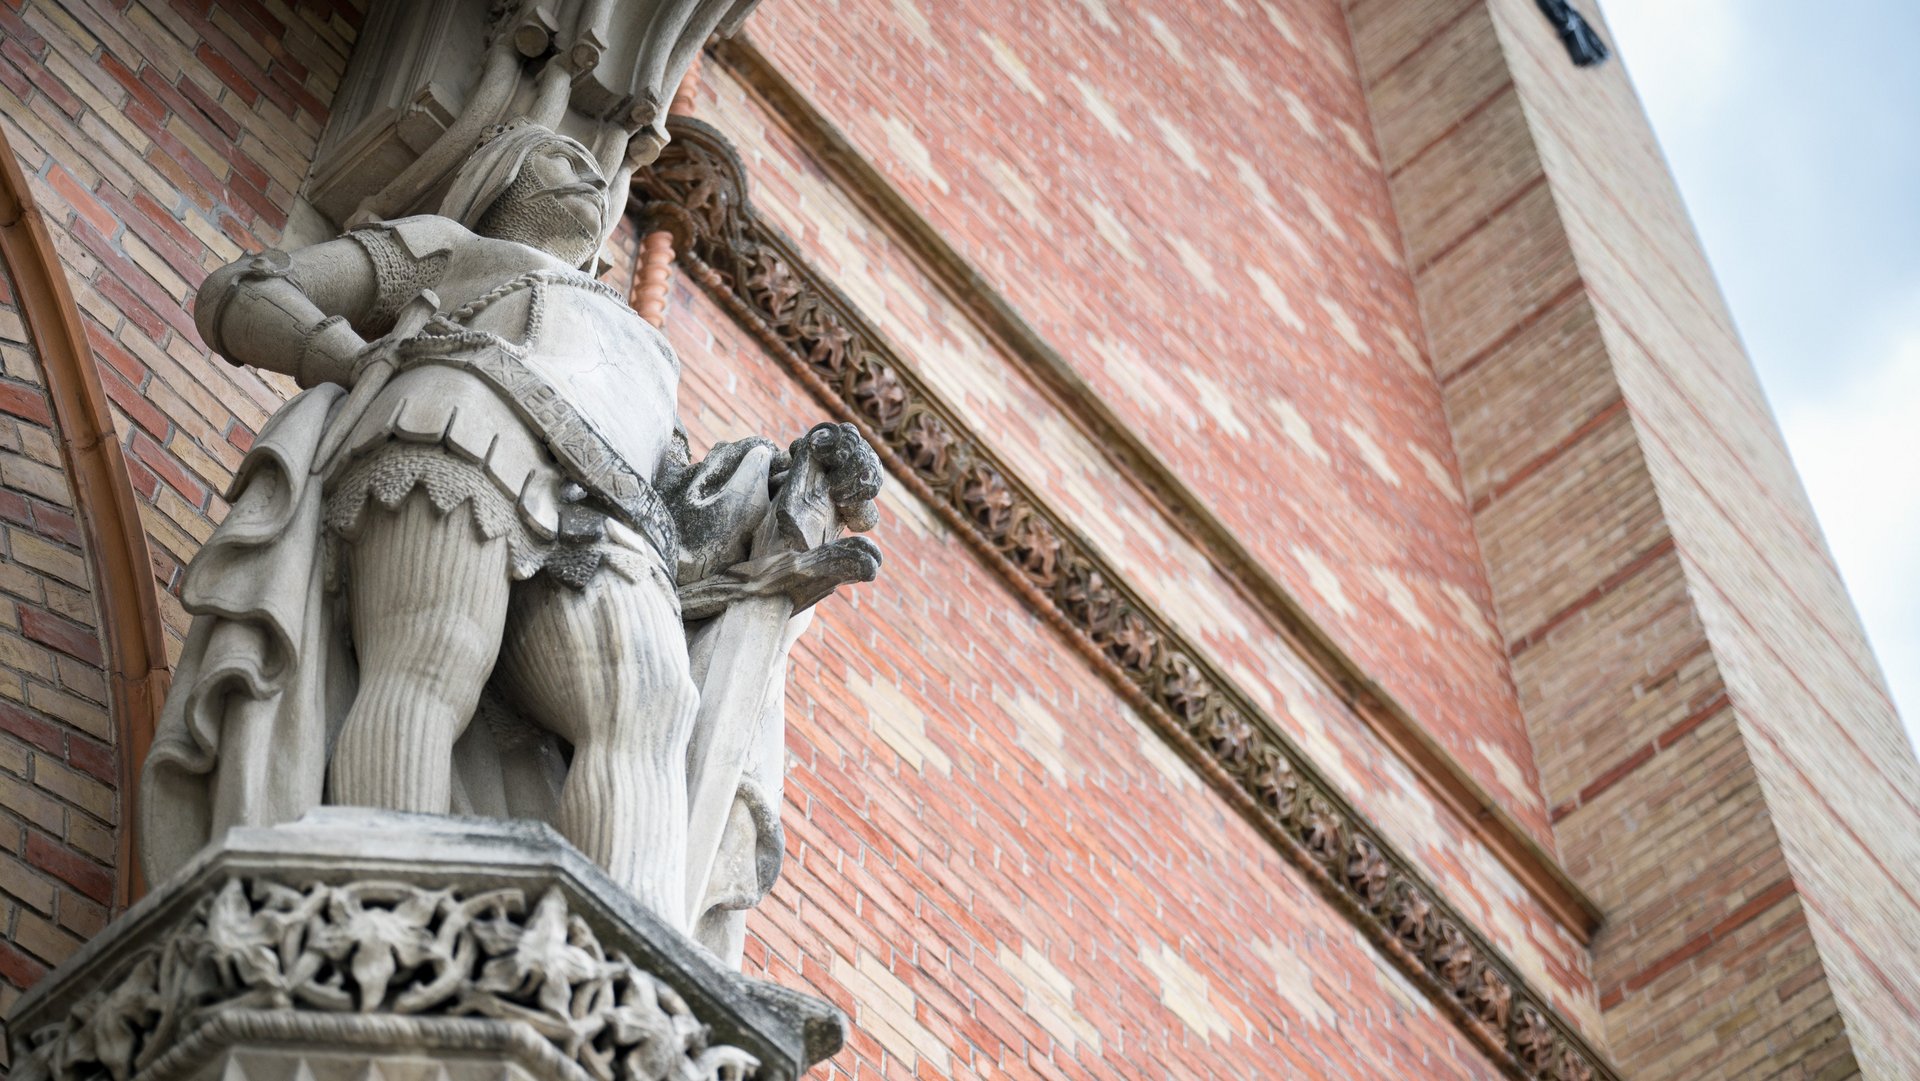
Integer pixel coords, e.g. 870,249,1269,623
7,811,846,1081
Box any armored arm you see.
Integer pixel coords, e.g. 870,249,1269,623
194,239,383,388
195,220,457,388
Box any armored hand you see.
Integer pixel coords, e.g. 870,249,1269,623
676,423,883,620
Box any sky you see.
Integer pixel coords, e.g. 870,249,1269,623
1598,0,1920,751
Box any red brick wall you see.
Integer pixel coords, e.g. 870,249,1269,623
689,58,1603,1041
742,0,1555,843
0,1,1615,1073
668,277,1511,1079
0,260,114,1029
0,0,361,1044
1347,0,1920,1075
0,0,363,667
12,2,1906,1079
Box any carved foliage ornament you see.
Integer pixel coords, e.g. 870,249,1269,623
19,879,757,1081
631,117,1619,1081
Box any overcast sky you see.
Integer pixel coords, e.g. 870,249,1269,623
1599,1,1919,750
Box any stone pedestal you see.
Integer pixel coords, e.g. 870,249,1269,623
7,810,843,1081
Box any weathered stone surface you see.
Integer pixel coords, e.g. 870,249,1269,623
143,113,882,960
313,0,762,229
10,810,845,1081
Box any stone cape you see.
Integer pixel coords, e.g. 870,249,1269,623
138,381,797,961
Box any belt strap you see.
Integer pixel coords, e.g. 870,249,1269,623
397,334,679,563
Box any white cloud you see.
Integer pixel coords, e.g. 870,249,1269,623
1606,3,1920,752
1602,0,1747,136
1778,296,1920,750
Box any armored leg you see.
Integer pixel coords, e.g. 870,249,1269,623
494,565,699,927
330,490,513,813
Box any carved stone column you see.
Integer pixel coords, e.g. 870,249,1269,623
7,810,843,1081
308,0,758,230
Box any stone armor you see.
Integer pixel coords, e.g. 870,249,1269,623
139,123,882,968
325,218,681,582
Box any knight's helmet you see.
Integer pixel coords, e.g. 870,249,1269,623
438,119,612,269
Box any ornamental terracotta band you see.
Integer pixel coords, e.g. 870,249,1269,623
631,116,1618,1081
707,33,1598,942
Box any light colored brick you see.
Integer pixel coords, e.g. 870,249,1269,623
31,760,113,825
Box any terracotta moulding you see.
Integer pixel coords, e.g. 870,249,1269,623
0,127,170,909
632,117,1619,1081
705,33,1597,946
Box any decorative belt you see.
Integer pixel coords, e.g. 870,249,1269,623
396,331,679,563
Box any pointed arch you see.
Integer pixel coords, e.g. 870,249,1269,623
0,128,170,908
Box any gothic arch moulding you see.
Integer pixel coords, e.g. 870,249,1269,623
0,127,170,909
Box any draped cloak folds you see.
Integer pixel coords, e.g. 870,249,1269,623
141,385,352,882
139,383,794,963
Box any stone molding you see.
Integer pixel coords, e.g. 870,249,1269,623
0,124,170,907
631,118,1619,1081
17,878,757,1081
704,34,1598,945
10,811,842,1081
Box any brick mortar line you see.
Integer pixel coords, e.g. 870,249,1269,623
1681,566,1920,913
1598,877,1796,1009
1591,294,1898,713
705,33,1598,940
1508,536,1676,658
1628,638,1714,703
1389,80,1518,182
1369,2,1482,90
1548,692,1729,823
1437,279,1585,388
633,116,1622,1081
1469,394,1625,514
1413,173,1548,277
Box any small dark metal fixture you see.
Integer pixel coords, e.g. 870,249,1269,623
1536,0,1611,66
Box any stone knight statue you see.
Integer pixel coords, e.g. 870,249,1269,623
139,119,882,965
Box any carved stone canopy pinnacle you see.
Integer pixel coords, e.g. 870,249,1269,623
308,0,762,231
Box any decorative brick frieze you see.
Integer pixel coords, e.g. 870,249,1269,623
704,37,1590,937
633,117,1618,1081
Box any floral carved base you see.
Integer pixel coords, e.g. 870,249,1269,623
7,811,844,1081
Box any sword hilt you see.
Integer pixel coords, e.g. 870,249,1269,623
309,289,440,475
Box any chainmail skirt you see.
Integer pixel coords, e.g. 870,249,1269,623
323,442,664,593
